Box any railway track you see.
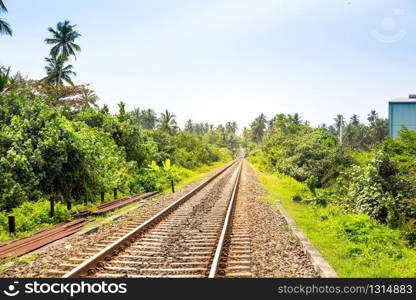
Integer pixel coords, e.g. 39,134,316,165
53,159,252,278
0,192,159,260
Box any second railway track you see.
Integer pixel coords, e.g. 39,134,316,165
56,159,252,278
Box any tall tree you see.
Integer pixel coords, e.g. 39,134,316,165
184,119,194,133
350,114,360,126
45,20,81,85
140,109,157,130
0,66,10,92
334,114,345,145
367,110,379,125
45,20,81,59
79,89,99,109
42,55,76,86
292,113,302,125
159,110,178,135
0,0,12,36
250,114,267,143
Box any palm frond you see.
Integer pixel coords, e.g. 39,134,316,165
0,0,7,13
0,18,12,36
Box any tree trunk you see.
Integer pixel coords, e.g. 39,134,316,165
171,179,175,194
50,198,55,218
66,199,72,211
8,216,15,236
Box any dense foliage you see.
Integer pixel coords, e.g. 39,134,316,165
247,111,416,246
0,71,235,221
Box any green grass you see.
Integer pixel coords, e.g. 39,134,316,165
164,161,229,193
253,165,416,278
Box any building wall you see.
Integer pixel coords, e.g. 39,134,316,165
389,102,416,139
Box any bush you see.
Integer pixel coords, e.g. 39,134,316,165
0,199,71,235
402,226,416,247
292,194,303,202
305,176,318,195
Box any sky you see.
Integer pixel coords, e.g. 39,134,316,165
1,0,416,129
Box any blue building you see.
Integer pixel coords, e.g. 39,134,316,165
389,96,416,139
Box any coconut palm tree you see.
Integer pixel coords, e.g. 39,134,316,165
292,113,302,125
0,1,6,11
159,110,178,135
0,66,10,92
0,0,12,36
184,120,194,133
225,121,238,135
350,114,360,126
42,55,76,86
250,114,267,143
45,20,81,59
79,89,99,109
140,109,158,130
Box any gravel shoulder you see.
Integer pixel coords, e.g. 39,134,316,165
243,161,318,278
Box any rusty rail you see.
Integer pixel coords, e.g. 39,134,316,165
0,191,159,259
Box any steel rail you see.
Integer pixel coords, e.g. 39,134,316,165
63,160,238,278
208,160,243,278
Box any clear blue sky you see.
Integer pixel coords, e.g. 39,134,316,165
1,0,416,128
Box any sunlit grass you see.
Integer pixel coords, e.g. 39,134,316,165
253,165,416,278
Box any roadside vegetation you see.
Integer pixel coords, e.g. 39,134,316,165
0,16,237,241
245,112,416,277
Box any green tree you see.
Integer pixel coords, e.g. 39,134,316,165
45,20,81,59
159,110,178,135
42,55,76,86
292,113,302,125
250,114,267,143
140,109,157,130
0,0,12,36
0,66,10,93
184,119,194,133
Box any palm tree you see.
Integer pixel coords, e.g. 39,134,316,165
350,114,360,126
292,113,302,125
0,66,10,92
250,114,267,143
0,1,6,11
333,114,345,132
0,0,12,36
79,89,99,109
225,121,238,135
367,110,378,125
334,114,345,145
184,119,194,133
159,110,178,135
42,55,76,86
140,109,157,130
45,20,81,85
45,20,81,59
